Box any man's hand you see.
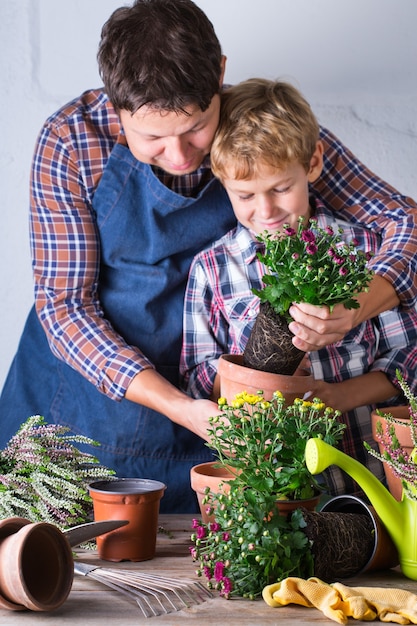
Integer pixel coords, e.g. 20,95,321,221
308,373,399,413
178,398,224,442
126,368,222,441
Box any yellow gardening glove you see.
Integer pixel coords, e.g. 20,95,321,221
262,577,355,624
333,583,417,624
263,577,417,624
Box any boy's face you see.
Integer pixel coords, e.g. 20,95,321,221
119,94,221,175
221,143,323,236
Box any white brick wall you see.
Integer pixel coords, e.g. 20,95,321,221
0,0,416,389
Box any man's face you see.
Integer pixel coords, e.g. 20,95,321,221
119,94,221,175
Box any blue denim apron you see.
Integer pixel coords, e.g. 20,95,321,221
0,143,235,512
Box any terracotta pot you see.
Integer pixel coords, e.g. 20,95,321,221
371,406,411,501
190,462,235,523
275,494,321,517
321,494,399,575
0,517,73,612
89,478,166,562
218,354,313,404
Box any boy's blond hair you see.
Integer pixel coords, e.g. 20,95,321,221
211,78,320,180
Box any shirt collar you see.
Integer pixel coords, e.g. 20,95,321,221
235,223,264,265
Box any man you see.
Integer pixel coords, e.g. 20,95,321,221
0,0,416,512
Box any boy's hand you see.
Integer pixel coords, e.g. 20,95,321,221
288,302,358,352
308,379,344,411
288,275,399,352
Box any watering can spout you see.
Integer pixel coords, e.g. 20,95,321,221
305,438,402,547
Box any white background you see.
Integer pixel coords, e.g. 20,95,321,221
0,0,416,390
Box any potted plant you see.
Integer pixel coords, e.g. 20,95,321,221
190,390,346,598
365,370,417,503
218,217,374,400
207,391,346,503
370,405,411,501
189,461,234,524
303,371,417,582
245,217,374,374
190,485,313,600
0,414,115,528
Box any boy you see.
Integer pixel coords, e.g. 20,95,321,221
1,0,416,512
181,78,417,495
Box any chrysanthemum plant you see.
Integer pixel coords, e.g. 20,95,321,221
0,415,115,528
365,370,417,501
210,391,346,501
254,216,374,319
243,216,374,375
190,391,346,599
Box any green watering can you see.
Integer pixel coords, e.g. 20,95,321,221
305,437,417,580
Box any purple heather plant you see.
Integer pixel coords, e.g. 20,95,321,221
0,415,115,527
365,370,417,501
253,216,374,321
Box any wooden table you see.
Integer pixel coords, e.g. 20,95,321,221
2,514,417,625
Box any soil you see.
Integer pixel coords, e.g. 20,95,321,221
243,302,306,375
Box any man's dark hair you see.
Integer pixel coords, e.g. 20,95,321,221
98,0,223,114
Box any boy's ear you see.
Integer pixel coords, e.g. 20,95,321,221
307,141,324,183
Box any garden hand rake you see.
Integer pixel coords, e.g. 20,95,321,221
74,561,212,618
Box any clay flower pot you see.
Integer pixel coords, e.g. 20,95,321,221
218,353,313,404
190,462,321,524
0,517,73,612
275,494,321,517
89,478,166,562
190,462,235,523
371,406,411,501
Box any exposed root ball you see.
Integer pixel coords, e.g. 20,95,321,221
300,509,375,581
243,302,305,375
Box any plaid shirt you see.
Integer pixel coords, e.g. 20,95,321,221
180,201,417,495
30,88,417,401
